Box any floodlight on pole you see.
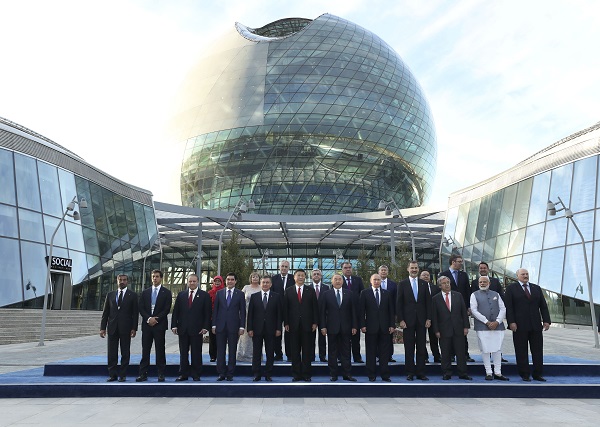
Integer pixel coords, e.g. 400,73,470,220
217,198,255,277
378,199,416,261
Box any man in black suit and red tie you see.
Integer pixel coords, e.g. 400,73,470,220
100,274,138,382
310,268,329,362
379,265,398,363
359,273,395,382
283,269,319,382
271,260,294,360
397,261,432,381
504,268,551,382
341,261,365,363
212,272,246,381
247,275,282,382
171,273,211,381
137,269,172,382
431,276,472,380
319,274,357,382
439,254,474,361
420,270,441,363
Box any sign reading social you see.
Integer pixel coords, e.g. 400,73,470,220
45,256,73,273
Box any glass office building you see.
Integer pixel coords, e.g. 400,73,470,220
441,121,600,326
174,13,437,215
0,117,159,309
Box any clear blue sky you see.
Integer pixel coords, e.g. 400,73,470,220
1,0,598,208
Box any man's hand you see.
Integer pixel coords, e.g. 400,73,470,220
435,332,440,339
238,329,244,336
212,326,216,334
509,323,517,332
388,327,395,334
542,322,550,331
425,319,431,329
130,330,136,338
463,328,469,336
248,331,254,338
321,328,327,336
99,330,106,338
275,330,281,337
399,321,407,329
486,321,498,330
285,325,289,332
148,317,158,327
200,329,208,335
351,328,357,335
311,324,317,332
171,327,178,335
361,327,366,333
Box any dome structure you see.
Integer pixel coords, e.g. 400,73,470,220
173,13,437,214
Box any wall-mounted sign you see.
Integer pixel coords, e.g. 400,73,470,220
45,256,72,273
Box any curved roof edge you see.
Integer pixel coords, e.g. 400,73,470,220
235,14,329,42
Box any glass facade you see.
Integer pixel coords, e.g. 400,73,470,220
176,14,437,214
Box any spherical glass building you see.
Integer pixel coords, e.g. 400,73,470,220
173,13,437,214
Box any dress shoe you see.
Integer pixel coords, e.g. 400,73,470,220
382,377,391,382
417,375,429,381
106,376,117,382
434,358,442,363
192,377,200,381
389,358,396,363
226,376,233,381
406,375,414,381
343,376,357,382
265,377,273,382
354,358,364,363
368,377,376,382
136,375,148,382
274,356,283,361
442,375,451,380
494,374,509,381
304,377,312,382
501,357,508,363
253,376,261,382
485,374,493,381
466,356,475,362
330,376,338,382
158,375,165,382
459,375,473,381
521,376,531,382
209,358,216,362
217,375,226,381
320,357,328,362
532,375,547,382
118,377,126,382
292,377,302,382
175,376,188,382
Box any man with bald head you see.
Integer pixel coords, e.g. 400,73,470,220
504,268,551,382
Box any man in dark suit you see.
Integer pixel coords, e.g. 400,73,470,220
379,265,398,362
397,261,432,381
171,274,211,381
247,275,282,381
439,254,474,361
504,268,551,382
212,272,246,381
342,261,365,363
100,274,138,382
137,269,172,382
283,269,319,381
431,276,472,380
271,260,294,361
359,273,395,382
420,270,441,363
470,262,504,297
319,274,357,382
310,268,329,362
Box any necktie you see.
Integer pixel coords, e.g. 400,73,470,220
263,292,268,309
117,290,123,307
151,287,158,305
375,288,380,306
382,280,386,290
315,284,320,299
188,290,193,308
337,289,341,307
523,283,531,299
412,278,418,300
297,286,302,303
346,277,351,290
283,275,287,288
452,270,458,285
227,289,232,307
445,292,450,310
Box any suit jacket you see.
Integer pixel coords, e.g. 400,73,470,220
319,288,357,335
247,290,282,336
283,285,319,333
382,278,397,312
440,269,471,308
471,276,504,298
310,282,330,301
100,289,138,335
504,282,551,331
271,273,295,296
171,289,211,335
139,285,172,331
212,287,246,333
342,275,365,304
396,277,432,328
359,287,395,334
431,291,469,338
428,282,441,297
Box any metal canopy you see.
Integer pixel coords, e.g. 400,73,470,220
154,201,446,252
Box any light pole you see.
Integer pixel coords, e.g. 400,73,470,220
216,198,255,277
333,249,344,273
378,199,416,261
548,196,599,349
261,249,272,275
38,196,87,346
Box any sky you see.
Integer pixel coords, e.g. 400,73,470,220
1,0,599,210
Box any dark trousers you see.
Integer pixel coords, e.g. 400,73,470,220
139,327,166,376
107,332,131,378
389,333,395,359
284,330,291,358
216,331,239,376
178,333,204,378
209,330,217,360
365,332,390,379
312,329,327,360
426,327,441,361
440,333,467,377
327,331,352,377
289,329,313,379
512,329,544,377
403,325,427,376
252,331,275,377
351,330,362,361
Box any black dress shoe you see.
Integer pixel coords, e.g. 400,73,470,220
521,376,531,382
417,375,429,381
106,376,117,382
343,376,357,382
304,377,312,382
209,358,216,362
368,377,376,382
192,377,200,381
389,358,396,363
226,376,233,381
485,374,493,381
406,375,414,381
175,376,188,382
501,357,508,363
466,356,475,362
136,375,148,382
330,376,338,382
118,377,126,382
274,356,283,361
253,376,261,382
434,358,442,363
494,374,509,381
459,375,473,381
382,377,391,382
354,358,364,363
532,375,547,382
265,377,273,382
292,377,302,382
442,375,451,380
320,357,328,362
158,375,165,382
217,375,226,381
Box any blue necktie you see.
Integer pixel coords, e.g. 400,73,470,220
412,278,418,300
337,290,341,307
151,287,158,305
375,288,380,306
227,289,232,307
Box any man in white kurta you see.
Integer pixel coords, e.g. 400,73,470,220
470,276,509,381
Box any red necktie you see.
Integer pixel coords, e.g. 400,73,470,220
315,284,320,299
346,277,351,290
188,290,193,308
297,287,302,303
523,283,531,299
445,292,450,310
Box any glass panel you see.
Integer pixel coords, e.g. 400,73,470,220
43,215,67,248
134,203,149,251
19,209,45,243
462,245,472,263
521,251,541,284
566,211,594,245
454,203,469,246
475,195,491,243
498,185,516,235
103,189,118,237
14,153,41,211
144,205,158,244
570,156,597,213
69,250,89,286
0,204,18,238
591,242,600,302
494,233,510,260
37,162,63,217
483,237,496,261
563,243,592,300
548,163,573,207
464,199,480,246
57,169,78,222
0,237,22,305
512,178,532,231
0,148,16,205
65,221,85,252
505,255,522,278
444,207,458,242
507,228,525,257
89,183,108,234
472,242,484,263
82,226,100,256
524,223,544,253
485,191,503,240
113,195,128,239
527,171,550,225
20,241,47,302
75,176,95,229
122,198,137,241
543,218,567,249
538,247,565,293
